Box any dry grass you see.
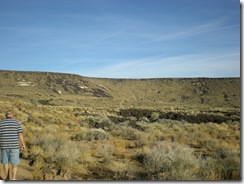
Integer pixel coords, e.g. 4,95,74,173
0,71,240,180
0,102,239,181
5,99,236,181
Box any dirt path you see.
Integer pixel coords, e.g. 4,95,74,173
0,158,33,180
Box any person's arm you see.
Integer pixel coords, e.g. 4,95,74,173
18,133,26,150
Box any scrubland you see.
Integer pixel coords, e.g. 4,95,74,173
0,71,240,180
0,101,240,180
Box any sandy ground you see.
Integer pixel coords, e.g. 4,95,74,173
0,158,33,180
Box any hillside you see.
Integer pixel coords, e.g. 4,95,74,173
0,70,240,180
0,70,240,121
0,70,240,108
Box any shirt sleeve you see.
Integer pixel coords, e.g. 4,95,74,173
16,121,23,133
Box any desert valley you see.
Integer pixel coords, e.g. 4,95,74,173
0,70,240,180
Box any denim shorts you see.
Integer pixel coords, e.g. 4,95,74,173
1,149,20,165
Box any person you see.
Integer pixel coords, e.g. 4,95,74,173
0,111,26,180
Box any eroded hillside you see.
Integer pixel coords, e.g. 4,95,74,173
0,70,240,110
0,70,240,124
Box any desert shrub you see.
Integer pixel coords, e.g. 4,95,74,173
111,126,142,141
71,132,86,141
45,124,60,134
134,121,149,132
171,123,182,132
86,128,109,141
88,115,114,131
109,160,139,180
70,127,88,141
197,147,240,180
219,154,240,180
71,164,91,180
150,112,160,122
134,133,149,148
109,136,132,157
137,142,200,180
76,142,94,164
30,145,44,158
97,143,114,163
31,157,46,180
31,132,81,170
138,116,150,123
201,139,218,151
27,114,46,126
71,128,108,141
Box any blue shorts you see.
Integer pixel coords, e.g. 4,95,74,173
1,149,20,165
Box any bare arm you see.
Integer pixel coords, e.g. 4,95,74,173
18,133,26,150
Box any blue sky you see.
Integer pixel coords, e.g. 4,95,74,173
0,0,240,78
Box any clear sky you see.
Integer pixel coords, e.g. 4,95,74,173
0,0,240,78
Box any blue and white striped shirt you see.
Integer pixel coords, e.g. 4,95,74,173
0,118,23,149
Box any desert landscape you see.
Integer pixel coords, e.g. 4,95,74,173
0,70,240,180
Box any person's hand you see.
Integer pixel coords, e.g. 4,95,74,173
21,145,26,151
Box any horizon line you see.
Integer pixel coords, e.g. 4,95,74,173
0,69,240,80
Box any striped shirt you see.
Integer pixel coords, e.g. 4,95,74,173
0,118,23,149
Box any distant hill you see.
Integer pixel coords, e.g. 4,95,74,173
0,70,240,111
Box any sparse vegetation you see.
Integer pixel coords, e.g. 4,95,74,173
0,71,240,180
